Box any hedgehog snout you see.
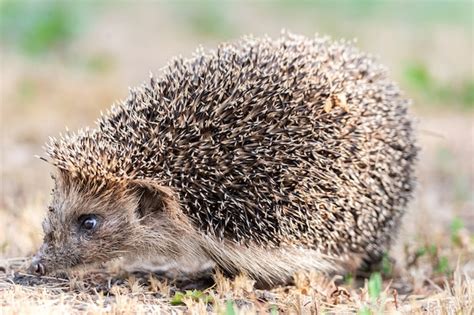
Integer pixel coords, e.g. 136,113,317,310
30,242,53,276
30,255,46,276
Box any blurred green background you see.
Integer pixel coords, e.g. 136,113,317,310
0,0,473,256
1,0,472,109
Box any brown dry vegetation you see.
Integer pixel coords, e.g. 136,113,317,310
1,1,473,314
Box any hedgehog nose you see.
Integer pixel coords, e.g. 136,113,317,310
30,258,46,276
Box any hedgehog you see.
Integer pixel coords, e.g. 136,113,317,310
30,32,417,286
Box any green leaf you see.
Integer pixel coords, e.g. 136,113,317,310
436,256,450,275
225,300,237,315
170,291,185,306
358,306,371,315
368,272,382,302
381,253,392,276
170,290,214,306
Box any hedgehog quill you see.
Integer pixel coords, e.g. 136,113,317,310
31,33,417,286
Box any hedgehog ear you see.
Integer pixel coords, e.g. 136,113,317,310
134,184,164,219
130,180,180,219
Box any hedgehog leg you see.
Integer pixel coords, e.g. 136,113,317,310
355,251,388,278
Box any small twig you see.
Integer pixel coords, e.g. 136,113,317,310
392,289,399,310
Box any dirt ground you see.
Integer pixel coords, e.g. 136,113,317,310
0,2,473,314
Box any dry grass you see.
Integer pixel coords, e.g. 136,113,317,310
1,190,473,314
0,256,473,314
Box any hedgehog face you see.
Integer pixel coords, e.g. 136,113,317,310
31,172,140,275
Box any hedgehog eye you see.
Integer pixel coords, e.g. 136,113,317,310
79,215,99,231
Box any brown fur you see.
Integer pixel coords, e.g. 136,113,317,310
34,170,355,286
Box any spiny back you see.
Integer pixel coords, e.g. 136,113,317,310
46,33,417,257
